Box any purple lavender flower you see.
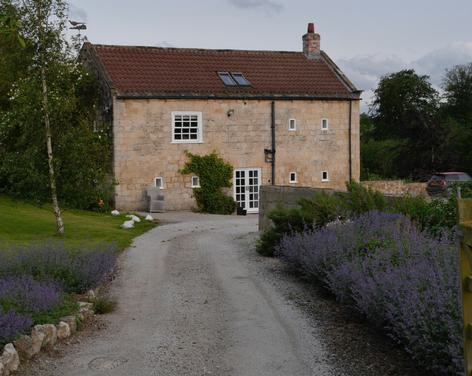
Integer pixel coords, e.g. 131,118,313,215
0,242,117,293
0,275,60,313
276,211,463,374
0,308,32,344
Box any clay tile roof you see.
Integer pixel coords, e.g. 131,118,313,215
83,43,360,100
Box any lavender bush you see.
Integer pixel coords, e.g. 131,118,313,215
0,276,60,313
0,242,118,293
0,308,32,344
276,211,462,375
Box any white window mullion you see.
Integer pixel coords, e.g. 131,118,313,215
171,111,203,144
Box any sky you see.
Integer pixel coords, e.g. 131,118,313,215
69,0,472,111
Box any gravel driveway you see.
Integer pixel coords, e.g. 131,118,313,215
18,213,334,375
18,212,421,376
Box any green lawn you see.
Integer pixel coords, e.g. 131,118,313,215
0,195,155,249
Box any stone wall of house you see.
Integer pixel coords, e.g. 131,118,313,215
361,180,427,196
112,97,360,211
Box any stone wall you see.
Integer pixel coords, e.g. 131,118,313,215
259,185,337,231
112,97,360,211
361,180,426,197
258,184,419,232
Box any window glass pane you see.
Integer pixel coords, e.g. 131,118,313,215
231,73,251,86
218,72,237,86
173,113,200,142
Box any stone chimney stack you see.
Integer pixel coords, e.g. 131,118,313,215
302,22,321,59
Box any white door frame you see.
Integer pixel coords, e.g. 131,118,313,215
233,167,262,214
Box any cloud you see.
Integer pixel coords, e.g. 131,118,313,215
412,42,472,86
337,42,472,112
338,54,405,92
227,0,283,13
69,3,87,22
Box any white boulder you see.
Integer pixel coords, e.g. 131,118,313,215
59,316,77,334
121,220,135,229
126,214,141,223
0,343,19,373
145,214,154,221
13,333,43,360
56,322,71,340
111,210,120,216
78,302,94,317
33,324,57,350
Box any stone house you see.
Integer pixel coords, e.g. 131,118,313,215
81,23,361,213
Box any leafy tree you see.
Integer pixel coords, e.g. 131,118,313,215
443,63,472,123
440,63,472,173
368,70,443,179
0,0,113,227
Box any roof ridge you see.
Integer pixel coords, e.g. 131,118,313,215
89,43,304,55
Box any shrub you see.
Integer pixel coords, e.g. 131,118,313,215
276,211,462,375
298,191,346,228
0,242,118,293
92,296,117,314
0,308,32,345
193,190,236,215
256,206,315,257
344,181,388,215
180,151,236,214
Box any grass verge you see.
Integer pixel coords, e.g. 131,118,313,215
0,195,155,249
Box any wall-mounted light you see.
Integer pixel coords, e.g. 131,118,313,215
264,148,274,163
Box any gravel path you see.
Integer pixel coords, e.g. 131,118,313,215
18,212,422,376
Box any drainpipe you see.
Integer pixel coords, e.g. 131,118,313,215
271,101,276,185
348,99,352,183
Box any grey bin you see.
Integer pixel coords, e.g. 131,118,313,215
147,188,165,213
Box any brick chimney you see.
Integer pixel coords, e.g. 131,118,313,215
302,22,321,59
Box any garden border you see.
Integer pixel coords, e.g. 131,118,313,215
0,290,97,376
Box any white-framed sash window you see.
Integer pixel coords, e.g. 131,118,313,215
171,112,203,143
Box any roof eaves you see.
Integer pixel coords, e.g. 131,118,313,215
114,91,360,101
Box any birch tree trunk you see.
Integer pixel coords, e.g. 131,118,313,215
38,2,64,235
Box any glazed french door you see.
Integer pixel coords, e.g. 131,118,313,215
234,168,261,213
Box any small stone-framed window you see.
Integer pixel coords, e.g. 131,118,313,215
155,177,164,189
321,118,329,130
321,171,329,182
171,111,203,143
191,176,200,188
289,172,297,183
289,118,297,131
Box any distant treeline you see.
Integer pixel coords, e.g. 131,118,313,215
361,65,472,181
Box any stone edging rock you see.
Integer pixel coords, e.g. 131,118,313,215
0,294,96,376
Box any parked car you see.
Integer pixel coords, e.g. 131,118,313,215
426,172,472,196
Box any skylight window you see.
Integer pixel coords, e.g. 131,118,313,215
218,72,251,87
231,73,251,86
218,72,237,86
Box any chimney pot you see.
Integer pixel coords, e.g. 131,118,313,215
307,23,315,33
